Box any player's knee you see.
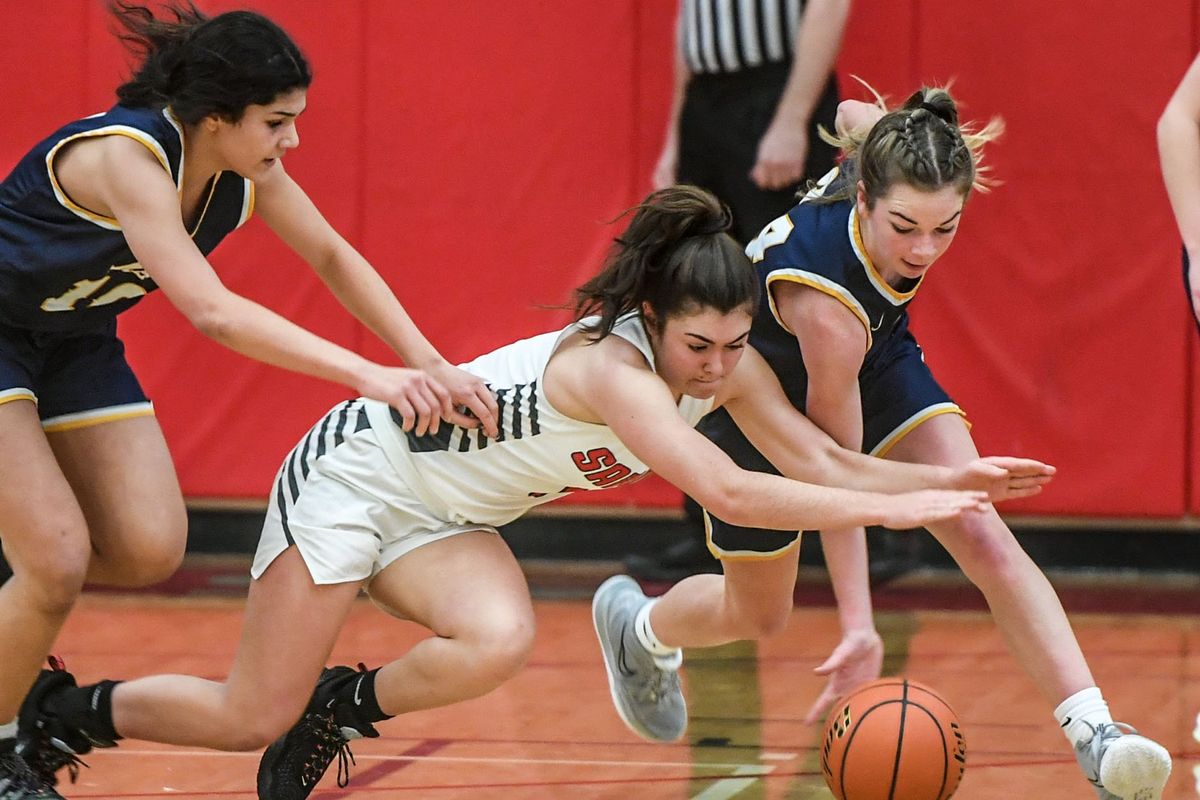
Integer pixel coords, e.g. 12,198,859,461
93,519,188,588
939,515,1023,580
465,611,535,688
730,600,792,639
218,704,302,751
13,529,91,613
121,536,186,587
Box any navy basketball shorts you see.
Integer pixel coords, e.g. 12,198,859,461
701,333,964,559
0,319,152,432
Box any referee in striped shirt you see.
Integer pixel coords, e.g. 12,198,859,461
634,0,851,579
652,0,851,244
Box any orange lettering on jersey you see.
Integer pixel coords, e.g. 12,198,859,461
570,448,645,489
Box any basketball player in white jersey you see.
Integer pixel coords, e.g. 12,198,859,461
15,186,1053,798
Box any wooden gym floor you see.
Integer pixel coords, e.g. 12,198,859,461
42,555,1200,799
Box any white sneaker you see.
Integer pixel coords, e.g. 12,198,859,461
1074,722,1171,800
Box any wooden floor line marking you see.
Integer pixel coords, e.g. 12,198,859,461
105,748,770,770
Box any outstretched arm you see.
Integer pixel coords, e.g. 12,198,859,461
1159,50,1200,321
722,347,1054,501
574,341,987,533
100,139,493,436
257,169,499,436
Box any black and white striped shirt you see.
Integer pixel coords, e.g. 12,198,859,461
679,0,804,74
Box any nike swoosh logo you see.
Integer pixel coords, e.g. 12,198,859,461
353,675,365,706
326,698,336,709
616,625,635,677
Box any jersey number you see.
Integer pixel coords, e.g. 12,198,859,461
745,214,794,264
41,262,152,312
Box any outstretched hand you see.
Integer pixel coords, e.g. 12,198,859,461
356,362,498,438
803,629,884,726
956,457,1056,502
880,489,987,530
424,361,500,438
357,365,458,437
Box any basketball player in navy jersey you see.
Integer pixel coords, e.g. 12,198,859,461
696,86,1172,800
0,3,497,796
12,185,1054,799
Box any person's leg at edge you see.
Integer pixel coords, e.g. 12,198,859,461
0,400,92,728
887,413,1170,796
363,530,535,715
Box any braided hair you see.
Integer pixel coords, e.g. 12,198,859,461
573,185,760,340
818,85,1003,207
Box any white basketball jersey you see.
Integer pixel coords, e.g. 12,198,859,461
365,313,715,527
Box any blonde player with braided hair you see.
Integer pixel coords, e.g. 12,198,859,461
679,85,1172,800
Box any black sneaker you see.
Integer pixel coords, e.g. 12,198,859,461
0,740,65,800
17,657,95,789
256,665,380,800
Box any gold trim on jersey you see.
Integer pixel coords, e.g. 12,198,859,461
703,511,802,561
765,270,873,353
45,126,172,230
240,179,255,226
0,389,36,407
163,107,186,201
42,401,155,433
869,402,966,458
849,208,923,305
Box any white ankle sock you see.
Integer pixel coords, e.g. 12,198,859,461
634,600,682,669
1054,687,1113,747
0,719,16,741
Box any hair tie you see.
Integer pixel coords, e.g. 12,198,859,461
919,101,941,117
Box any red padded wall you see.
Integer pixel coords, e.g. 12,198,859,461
2,1,1198,515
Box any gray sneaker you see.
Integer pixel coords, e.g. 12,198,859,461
591,575,686,742
1074,721,1171,800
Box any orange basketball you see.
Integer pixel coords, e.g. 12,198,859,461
821,678,966,800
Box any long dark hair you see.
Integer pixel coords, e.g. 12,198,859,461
110,0,312,125
574,185,760,340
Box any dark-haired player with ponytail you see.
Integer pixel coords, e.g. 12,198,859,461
0,3,499,796
695,85,1172,800
12,184,1055,798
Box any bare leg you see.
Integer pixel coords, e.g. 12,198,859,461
646,543,801,648
365,530,534,714
111,547,362,751
887,414,1094,704
0,401,91,721
48,415,187,589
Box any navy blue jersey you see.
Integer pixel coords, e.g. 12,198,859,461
700,167,962,555
744,167,924,408
0,105,253,332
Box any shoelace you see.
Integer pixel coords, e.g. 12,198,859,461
23,744,85,787
299,714,357,789
0,750,54,797
1079,721,1138,786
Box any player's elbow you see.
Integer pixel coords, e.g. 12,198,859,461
695,470,757,528
186,292,240,343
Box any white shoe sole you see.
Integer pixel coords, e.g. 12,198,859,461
1098,734,1172,800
